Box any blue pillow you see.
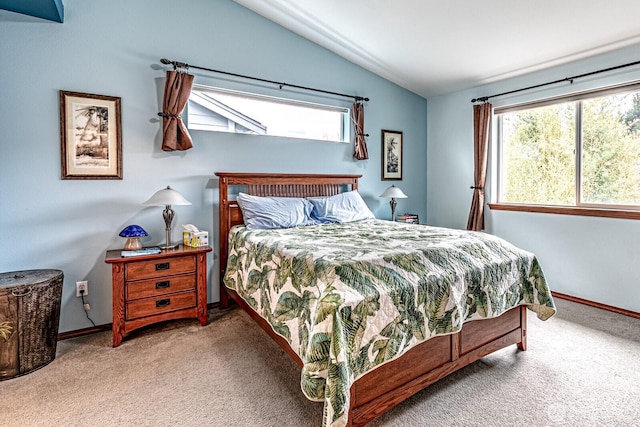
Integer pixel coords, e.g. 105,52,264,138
308,191,375,223
237,193,315,230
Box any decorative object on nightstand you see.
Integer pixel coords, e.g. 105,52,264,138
380,185,407,221
143,186,191,250
118,224,148,250
105,244,212,347
396,213,420,224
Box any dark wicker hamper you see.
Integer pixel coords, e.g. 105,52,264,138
0,269,63,380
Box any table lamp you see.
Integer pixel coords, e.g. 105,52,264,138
379,185,407,221
143,186,191,249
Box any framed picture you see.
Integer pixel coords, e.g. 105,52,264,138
381,129,402,180
59,90,122,180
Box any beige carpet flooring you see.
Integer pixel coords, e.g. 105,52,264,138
1,298,639,426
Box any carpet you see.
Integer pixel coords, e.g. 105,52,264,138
0,298,638,426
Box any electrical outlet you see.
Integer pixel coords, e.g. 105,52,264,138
76,281,88,297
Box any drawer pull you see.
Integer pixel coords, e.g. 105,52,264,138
156,298,171,308
155,262,170,271
155,281,170,289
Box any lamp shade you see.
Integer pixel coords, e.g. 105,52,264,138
379,185,408,199
119,224,148,237
143,186,192,206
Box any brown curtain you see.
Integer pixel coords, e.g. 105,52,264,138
466,102,492,231
352,102,368,160
159,70,194,151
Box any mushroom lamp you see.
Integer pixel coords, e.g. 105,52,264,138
119,225,148,250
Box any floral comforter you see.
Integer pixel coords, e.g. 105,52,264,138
223,219,556,427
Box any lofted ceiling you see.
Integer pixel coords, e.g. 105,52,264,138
0,0,63,22
233,0,640,98
4,1,640,97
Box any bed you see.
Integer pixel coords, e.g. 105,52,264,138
216,172,556,427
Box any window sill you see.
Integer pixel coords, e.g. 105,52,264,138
488,203,640,220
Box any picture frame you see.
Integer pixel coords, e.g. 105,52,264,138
59,90,122,180
381,129,402,180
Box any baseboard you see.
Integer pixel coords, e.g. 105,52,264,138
58,296,638,341
58,324,112,340
57,301,221,341
552,291,640,319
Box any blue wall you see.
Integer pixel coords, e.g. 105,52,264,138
0,0,427,333
428,44,640,313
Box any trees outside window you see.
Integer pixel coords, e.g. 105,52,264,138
497,86,640,210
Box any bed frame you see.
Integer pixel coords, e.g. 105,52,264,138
216,172,527,426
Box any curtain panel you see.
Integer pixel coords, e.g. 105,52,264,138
466,102,492,231
352,102,368,160
159,70,194,151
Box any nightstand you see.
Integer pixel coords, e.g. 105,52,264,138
105,245,212,347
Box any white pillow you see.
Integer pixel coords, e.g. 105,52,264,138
237,193,315,230
308,191,375,223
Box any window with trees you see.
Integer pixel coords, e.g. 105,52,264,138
495,83,640,216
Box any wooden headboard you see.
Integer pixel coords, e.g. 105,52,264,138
215,172,361,307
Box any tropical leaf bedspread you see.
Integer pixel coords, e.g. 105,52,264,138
223,219,556,427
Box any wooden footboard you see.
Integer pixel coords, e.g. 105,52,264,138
349,305,526,426
226,287,526,426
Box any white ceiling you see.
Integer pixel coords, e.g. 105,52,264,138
233,0,640,99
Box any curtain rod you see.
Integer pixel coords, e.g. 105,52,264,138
161,58,369,103
471,59,640,103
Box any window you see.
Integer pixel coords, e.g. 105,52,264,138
495,83,640,216
187,85,350,143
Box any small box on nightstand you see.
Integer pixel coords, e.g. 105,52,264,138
183,230,209,247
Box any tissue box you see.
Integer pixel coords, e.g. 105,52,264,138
183,230,209,247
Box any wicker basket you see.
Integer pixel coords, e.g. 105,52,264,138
0,269,63,380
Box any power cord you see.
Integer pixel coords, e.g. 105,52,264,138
79,290,96,327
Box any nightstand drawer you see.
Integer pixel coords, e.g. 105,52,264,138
126,291,196,320
126,275,196,300
125,256,195,281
